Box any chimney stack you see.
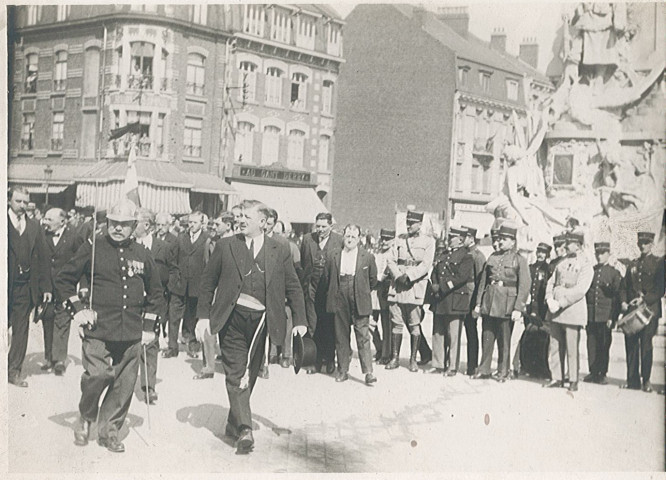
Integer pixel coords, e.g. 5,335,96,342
436,6,469,38
519,37,539,69
490,28,506,52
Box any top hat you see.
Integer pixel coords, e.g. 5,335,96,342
594,242,611,251
536,242,552,254
106,200,138,222
566,230,585,244
406,210,424,224
462,226,477,238
637,231,655,243
449,227,467,238
380,228,396,240
498,225,517,239
553,234,567,246
293,333,317,374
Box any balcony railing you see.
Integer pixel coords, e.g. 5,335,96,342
128,74,153,90
21,137,34,151
137,139,152,157
183,145,202,157
186,82,205,96
50,138,63,151
114,74,173,92
53,79,67,91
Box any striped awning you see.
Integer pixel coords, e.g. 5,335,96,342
8,183,70,195
76,180,191,214
188,172,237,195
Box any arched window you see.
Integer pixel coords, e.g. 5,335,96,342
261,125,281,165
290,73,308,110
187,53,205,95
83,47,100,97
287,129,305,169
265,67,283,106
318,135,331,171
238,61,257,103
234,121,255,163
25,53,38,93
54,51,68,91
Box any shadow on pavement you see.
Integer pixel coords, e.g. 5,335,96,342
48,410,145,442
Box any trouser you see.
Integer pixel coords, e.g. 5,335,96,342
306,286,336,365
418,321,432,361
200,329,217,375
139,336,159,390
8,282,33,380
334,276,373,375
624,317,658,387
79,337,140,440
373,308,391,359
463,313,479,374
220,307,267,432
389,302,422,334
432,314,462,371
509,319,526,373
478,316,511,376
269,305,294,361
548,322,581,383
42,303,72,365
586,322,612,376
168,293,198,351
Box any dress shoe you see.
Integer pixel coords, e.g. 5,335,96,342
147,388,158,404
444,370,457,377
365,373,377,385
161,349,178,358
73,418,90,446
542,380,563,388
215,354,224,362
186,350,199,359
385,358,399,370
236,428,254,454
280,357,291,368
417,355,432,366
306,366,320,375
583,373,597,383
193,372,214,380
620,383,641,390
642,381,653,393
98,436,125,453
8,376,28,388
425,367,444,374
471,373,491,380
568,381,578,392
225,424,238,439
377,357,390,365
495,374,508,383
325,362,336,375
268,355,279,365
41,361,55,372
335,371,349,383
54,362,66,376
596,375,608,385
258,366,269,379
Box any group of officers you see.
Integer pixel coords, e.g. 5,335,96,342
7,184,665,456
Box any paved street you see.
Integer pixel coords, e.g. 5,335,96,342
7,315,665,474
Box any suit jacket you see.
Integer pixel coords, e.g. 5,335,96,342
300,231,343,291
168,231,207,297
45,225,84,302
197,234,306,347
8,215,51,304
322,247,377,316
430,246,475,316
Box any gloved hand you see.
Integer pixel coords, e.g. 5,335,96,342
78,288,90,302
511,310,522,322
472,306,481,319
292,325,308,337
74,309,97,338
195,318,210,343
547,298,560,314
141,331,156,346
431,283,440,294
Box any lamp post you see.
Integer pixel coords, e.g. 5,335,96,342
44,165,53,205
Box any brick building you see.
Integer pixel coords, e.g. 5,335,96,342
7,4,344,225
333,5,553,235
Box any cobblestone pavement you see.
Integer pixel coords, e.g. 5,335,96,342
6,316,665,474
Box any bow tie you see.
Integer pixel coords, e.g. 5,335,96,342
47,231,61,238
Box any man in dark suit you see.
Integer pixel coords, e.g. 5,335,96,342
40,207,84,376
163,211,207,358
134,208,174,403
155,212,177,245
322,224,378,385
8,186,52,387
300,212,343,374
620,231,665,393
195,199,307,454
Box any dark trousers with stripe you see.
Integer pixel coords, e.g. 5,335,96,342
220,307,267,433
168,293,198,352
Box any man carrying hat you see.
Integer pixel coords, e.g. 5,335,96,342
584,242,621,385
373,228,395,364
385,210,436,372
543,230,593,392
472,225,530,382
55,200,165,452
461,226,486,376
619,231,664,392
428,227,475,376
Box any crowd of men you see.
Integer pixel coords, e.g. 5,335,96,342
7,184,665,456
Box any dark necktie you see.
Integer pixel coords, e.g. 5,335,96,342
249,239,254,258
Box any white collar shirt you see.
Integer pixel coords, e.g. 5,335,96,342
340,247,358,276
190,229,201,244
52,225,66,246
318,235,330,250
138,233,153,251
8,208,25,234
245,233,265,258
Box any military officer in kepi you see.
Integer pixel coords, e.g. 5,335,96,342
385,209,435,372
619,231,665,393
472,225,530,383
584,242,622,385
55,200,165,453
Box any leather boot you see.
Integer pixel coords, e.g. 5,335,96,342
371,328,383,360
409,335,420,372
385,333,402,370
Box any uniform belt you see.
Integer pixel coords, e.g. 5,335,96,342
397,260,419,266
489,280,517,287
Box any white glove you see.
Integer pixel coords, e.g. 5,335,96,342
73,309,97,329
547,298,561,314
292,325,308,337
511,310,522,322
195,318,211,343
141,331,155,346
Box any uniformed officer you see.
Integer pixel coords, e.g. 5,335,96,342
543,230,594,392
472,225,530,382
490,227,501,252
372,228,395,364
461,225,486,376
527,243,552,327
428,228,475,376
584,242,621,385
619,231,665,393
549,234,568,275
385,210,435,372
55,200,165,453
